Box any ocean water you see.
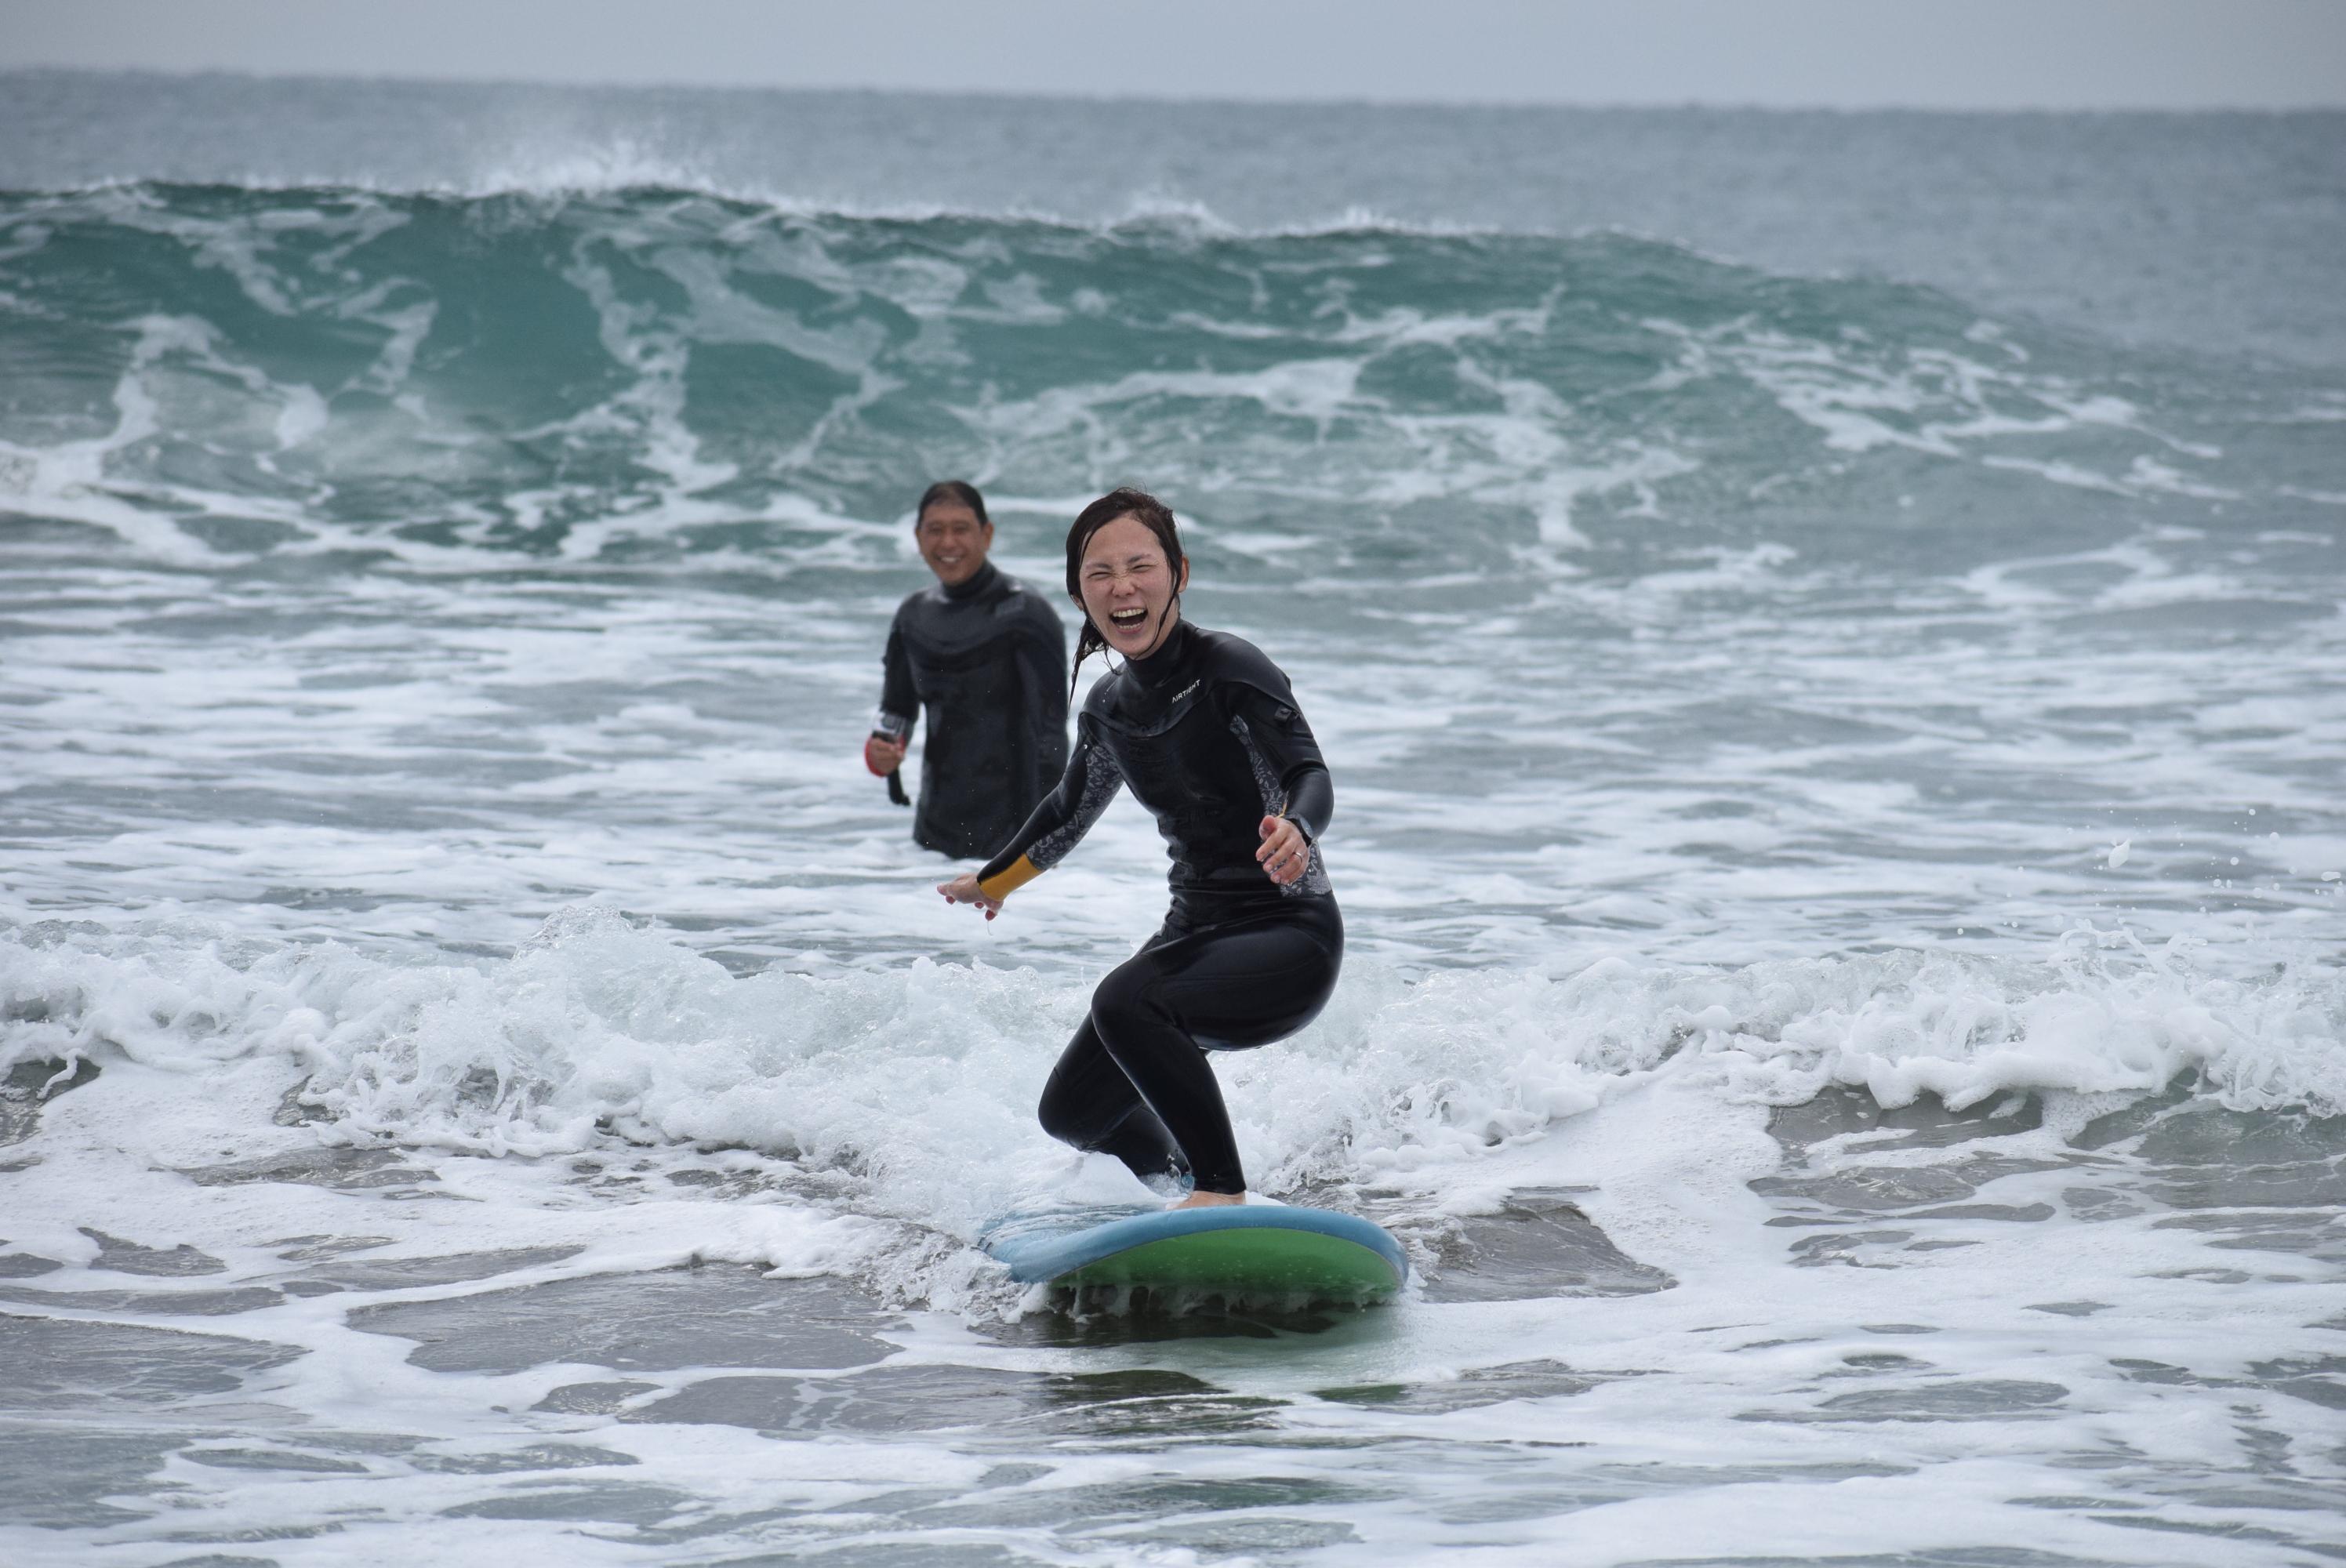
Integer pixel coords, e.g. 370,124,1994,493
2,75,2344,1566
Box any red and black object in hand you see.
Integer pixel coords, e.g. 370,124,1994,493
866,713,912,807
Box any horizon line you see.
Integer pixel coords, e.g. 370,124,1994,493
8,64,2344,118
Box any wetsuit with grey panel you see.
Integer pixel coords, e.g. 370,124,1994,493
975,619,1342,1195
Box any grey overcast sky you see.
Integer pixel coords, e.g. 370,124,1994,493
5,0,2345,109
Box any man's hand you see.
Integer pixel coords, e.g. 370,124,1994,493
865,734,908,775
937,872,1004,920
1256,815,1311,886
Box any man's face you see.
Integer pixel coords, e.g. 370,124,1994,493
916,503,993,586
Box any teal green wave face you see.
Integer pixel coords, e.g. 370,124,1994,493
3,183,2335,576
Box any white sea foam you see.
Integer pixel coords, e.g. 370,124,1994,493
5,917,2339,1563
5,910,2336,1272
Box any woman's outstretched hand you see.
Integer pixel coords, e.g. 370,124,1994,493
1256,815,1311,887
937,872,1004,920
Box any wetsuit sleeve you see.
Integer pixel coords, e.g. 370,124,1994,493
975,718,1123,899
877,615,917,730
1228,682,1334,844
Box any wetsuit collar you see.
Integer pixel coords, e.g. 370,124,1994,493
1124,615,1195,688
940,559,1001,602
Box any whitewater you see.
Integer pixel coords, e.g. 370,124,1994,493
2,77,2342,1566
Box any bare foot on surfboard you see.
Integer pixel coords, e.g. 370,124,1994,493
1170,1190,1245,1210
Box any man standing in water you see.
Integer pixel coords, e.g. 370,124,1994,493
865,481,1070,859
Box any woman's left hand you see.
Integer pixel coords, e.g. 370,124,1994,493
1256,815,1312,886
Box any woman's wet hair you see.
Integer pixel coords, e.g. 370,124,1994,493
1066,487,1186,695
915,479,989,528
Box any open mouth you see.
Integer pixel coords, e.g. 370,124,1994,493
1109,607,1149,630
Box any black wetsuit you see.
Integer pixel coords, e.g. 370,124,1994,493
880,561,1070,859
975,620,1341,1196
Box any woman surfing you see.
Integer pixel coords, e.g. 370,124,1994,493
937,488,1342,1211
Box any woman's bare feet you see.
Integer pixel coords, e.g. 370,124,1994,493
1170,1189,1245,1210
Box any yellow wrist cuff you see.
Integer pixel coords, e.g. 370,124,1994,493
977,855,1042,901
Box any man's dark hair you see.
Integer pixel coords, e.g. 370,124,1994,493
1065,487,1185,692
915,480,989,528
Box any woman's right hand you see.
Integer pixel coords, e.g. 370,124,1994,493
937,873,1004,920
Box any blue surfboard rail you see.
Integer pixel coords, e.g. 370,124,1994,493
983,1203,1409,1287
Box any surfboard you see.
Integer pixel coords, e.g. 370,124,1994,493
982,1203,1407,1307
